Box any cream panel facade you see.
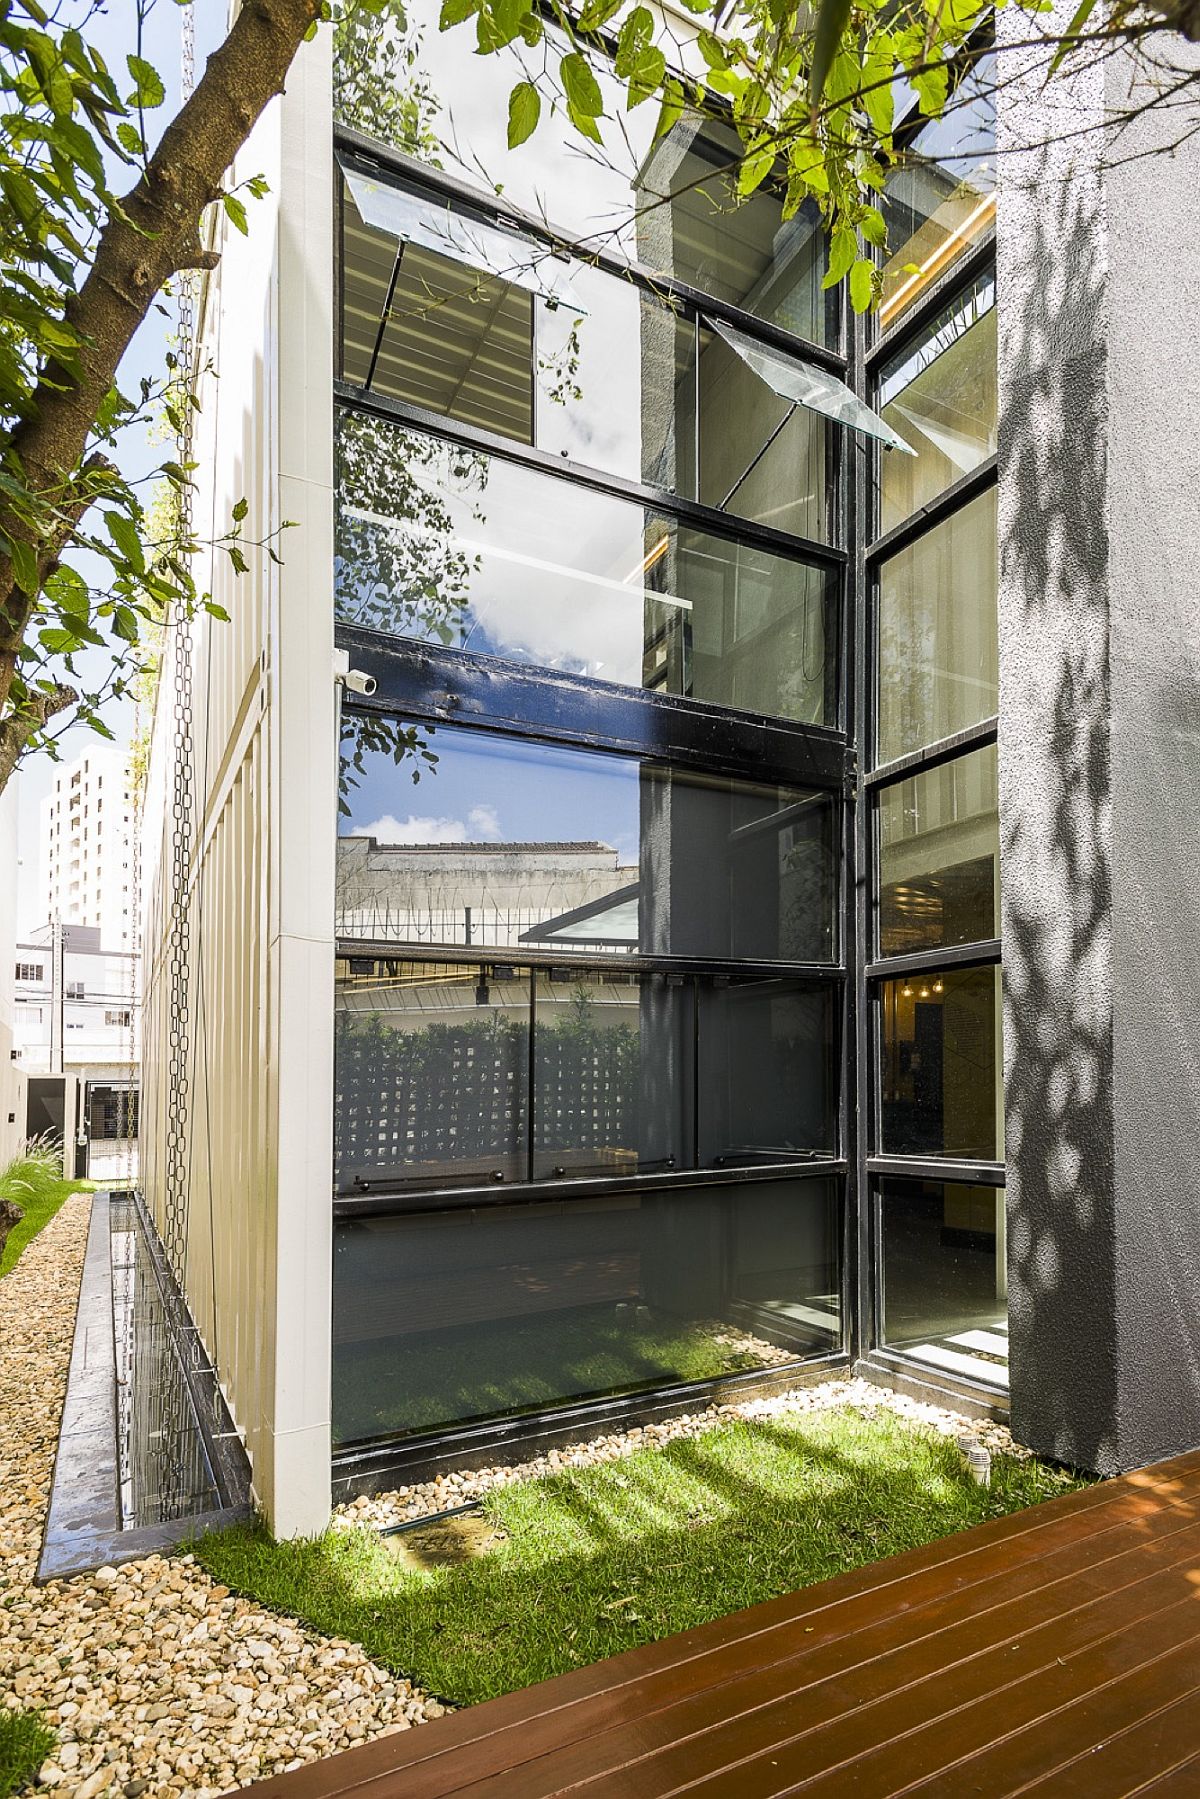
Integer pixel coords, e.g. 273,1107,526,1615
140,31,334,1536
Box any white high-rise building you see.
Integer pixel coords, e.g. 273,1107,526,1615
40,746,136,949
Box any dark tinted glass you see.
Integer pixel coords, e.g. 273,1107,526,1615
337,719,838,963
877,745,999,957
877,274,997,533
334,961,837,1191
331,1175,841,1442
334,414,838,727
879,963,1003,1159
878,1177,1007,1389
877,486,998,764
880,56,996,328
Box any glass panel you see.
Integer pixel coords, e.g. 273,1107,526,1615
337,17,836,348
335,959,530,1189
698,979,838,1166
880,55,996,328
877,744,999,957
335,414,838,727
697,326,830,542
331,1176,841,1442
878,1177,1007,1390
876,486,998,764
341,175,534,443
712,318,914,457
533,265,697,494
635,120,834,342
337,718,839,962
335,959,837,1190
879,963,1003,1160
531,968,652,1181
876,274,996,533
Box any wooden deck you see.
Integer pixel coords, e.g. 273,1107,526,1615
239,1449,1200,1797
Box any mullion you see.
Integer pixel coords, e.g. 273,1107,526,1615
866,939,1000,981
866,716,998,790
865,457,998,568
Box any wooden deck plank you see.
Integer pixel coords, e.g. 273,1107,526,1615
234,1451,1200,1799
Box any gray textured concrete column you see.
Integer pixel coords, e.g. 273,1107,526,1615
997,18,1200,1472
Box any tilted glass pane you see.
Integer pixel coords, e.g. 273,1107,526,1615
331,1175,841,1442
877,744,999,957
877,274,997,532
337,719,839,963
335,414,838,727
340,175,534,443
878,963,1004,1161
342,163,584,308
878,1177,1007,1390
877,486,998,764
711,318,914,457
880,55,996,328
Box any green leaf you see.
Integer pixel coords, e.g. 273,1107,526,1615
614,7,654,78
507,80,541,148
810,0,852,106
822,223,857,290
1050,0,1099,71
232,496,249,523
126,53,165,109
858,204,887,249
104,509,145,574
116,121,144,156
849,257,876,313
227,544,249,575
560,51,604,119
567,102,603,144
578,0,623,30
113,605,141,644
223,193,249,235
439,0,479,25
653,75,686,142
737,144,776,197
627,47,665,107
10,538,38,597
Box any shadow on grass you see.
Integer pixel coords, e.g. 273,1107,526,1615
195,1406,1083,1708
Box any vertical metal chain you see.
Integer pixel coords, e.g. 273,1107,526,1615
120,712,142,1187
160,2,197,1286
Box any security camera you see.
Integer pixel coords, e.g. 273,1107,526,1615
344,669,376,697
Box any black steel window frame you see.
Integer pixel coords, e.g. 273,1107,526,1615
851,223,1004,1385
329,101,879,1451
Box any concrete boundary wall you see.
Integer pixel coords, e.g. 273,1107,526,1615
140,31,335,1535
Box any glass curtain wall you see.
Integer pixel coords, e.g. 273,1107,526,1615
331,18,850,1454
868,71,1005,1393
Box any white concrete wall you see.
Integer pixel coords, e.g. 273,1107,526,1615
140,28,335,1535
0,782,26,1166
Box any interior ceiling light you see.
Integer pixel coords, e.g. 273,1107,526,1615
709,317,915,456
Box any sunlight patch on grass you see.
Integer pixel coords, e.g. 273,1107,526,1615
196,1404,1083,1707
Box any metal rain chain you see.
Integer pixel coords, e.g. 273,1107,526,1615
147,0,201,1522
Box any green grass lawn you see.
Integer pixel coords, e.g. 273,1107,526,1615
0,1707,55,1799
197,1404,1083,1707
334,1306,796,1443
0,1179,91,1280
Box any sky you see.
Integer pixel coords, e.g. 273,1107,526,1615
15,1,226,934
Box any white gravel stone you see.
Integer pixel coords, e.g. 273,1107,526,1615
334,1377,1029,1533
0,1195,442,1798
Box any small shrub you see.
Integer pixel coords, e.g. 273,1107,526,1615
0,1706,56,1798
0,1135,63,1204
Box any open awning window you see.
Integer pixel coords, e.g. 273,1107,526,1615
341,161,586,312
710,317,915,456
